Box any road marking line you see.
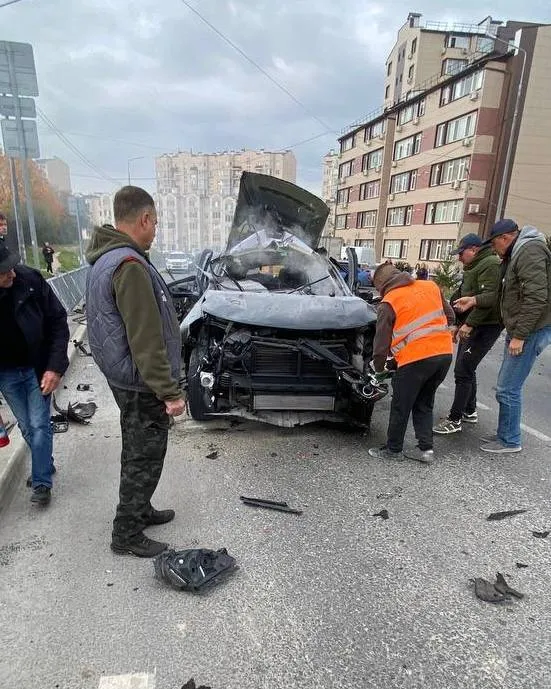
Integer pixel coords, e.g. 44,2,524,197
520,423,551,443
98,673,156,689
476,402,491,411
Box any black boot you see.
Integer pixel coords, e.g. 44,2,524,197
111,533,168,558
144,508,175,526
31,485,51,506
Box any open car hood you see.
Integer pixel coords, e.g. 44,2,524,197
226,172,329,251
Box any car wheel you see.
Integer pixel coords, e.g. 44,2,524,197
187,341,215,421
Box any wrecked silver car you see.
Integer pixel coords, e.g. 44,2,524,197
169,172,385,428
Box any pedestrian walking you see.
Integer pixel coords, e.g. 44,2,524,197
86,186,186,558
416,263,429,280
434,234,502,435
42,242,55,274
0,244,69,505
454,220,551,453
368,263,454,463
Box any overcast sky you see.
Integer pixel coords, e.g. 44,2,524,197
2,0,550,195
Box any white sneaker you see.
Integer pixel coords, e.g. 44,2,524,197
462,411,478,424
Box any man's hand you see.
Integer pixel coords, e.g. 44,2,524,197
458,324,473,340
40,371,61,396
453,296,476,313
165,397,186,416
508,337,525,357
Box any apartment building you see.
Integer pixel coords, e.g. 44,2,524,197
36,156,72,195
335,14,551,266
321,149,339,234
154,149,297,252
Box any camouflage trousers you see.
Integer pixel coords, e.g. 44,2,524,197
110,386,170,541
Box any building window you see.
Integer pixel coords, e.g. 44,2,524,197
355,239,375,249
477,36,494,54
362,148,384,171
385,85,390,99
387,61,392,76
397,100,425,125
430,156,469,186
411,37,417,54
359,179,380,200
445,34,470,50
440,70,484,106
338,160,353,180
442,58,468,76
390,170,417,194
340,135,354,153
336,214,350,230
408,65,414,80
425,199,463,224
383,239,409,259
387,205,413,227
419,239,456,261
365,120,385,141
357,210,377,228
336,187,350,204
435,112,477,146
394,133,421,160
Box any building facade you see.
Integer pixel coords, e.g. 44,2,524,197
154,149,297,253
321,150,339,235
83,193,114,230
335,14,551,266
35,156,72,195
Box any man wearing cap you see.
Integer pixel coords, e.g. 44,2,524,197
433,233,502,435
0,245,69,505
368,263,455,463
455,220,551,453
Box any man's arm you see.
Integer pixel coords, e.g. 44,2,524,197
372,303,395,372
439,289,456,326
465,260,500,326
113,261,181,401
510,246,550,340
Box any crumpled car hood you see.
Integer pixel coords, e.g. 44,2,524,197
198,291,376,330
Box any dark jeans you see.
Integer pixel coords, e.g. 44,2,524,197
45,261,53,274
449,324,502,421
387,354,452,452
110,386,170,541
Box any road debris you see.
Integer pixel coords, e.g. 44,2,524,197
472,572,524,603
532,530,550,539
53,396,98,424
205,451,219,459
495,572,524,599
516,563,529,569
239,495,303,515
72,339,92,356
76,383,92,391
376,486,402,500
181,679,211,689
50,415,69,433
487,509,528,521
154,548,238,592
372,509,389,520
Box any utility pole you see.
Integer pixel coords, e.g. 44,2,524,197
8,157,26,262
127,156,144,185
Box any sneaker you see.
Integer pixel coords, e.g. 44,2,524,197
480,434,499,444
403,446,435,464
27,464,56,488
368,446,403,460
480,440,522,454
462,411,478,424
111,533,168,558
144,508,175,526
30,485,51,505
433,419,462,435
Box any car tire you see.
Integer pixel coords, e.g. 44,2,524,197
187,341,215,421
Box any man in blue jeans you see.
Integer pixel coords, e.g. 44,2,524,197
455,220,551,453
0,245,69,504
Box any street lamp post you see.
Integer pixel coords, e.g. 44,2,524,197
127,156,145,185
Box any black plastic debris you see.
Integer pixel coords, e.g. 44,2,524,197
76,384,92,392
472,573,524,603
372,509,389,520
516,562,529,569
495,572,524,600
50,415,69,434
53,395,98,425
154,548,238,592
205,451,218,459
181,680,211,689
487,509,528,521
72,339,92,356
239,495,303,515
532,530,550,539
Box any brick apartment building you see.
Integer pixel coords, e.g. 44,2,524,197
334,13,551,266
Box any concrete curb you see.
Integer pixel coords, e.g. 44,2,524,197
0,323,88,514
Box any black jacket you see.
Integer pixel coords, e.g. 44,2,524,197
8,265,70,378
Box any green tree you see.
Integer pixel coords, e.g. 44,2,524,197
432,257,461,298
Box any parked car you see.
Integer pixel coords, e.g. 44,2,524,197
166,173,387,428
166,251,194,273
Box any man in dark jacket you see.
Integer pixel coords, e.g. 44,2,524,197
455,219,551,453
0,245,69,505
434,234,502,435
86,186,185,558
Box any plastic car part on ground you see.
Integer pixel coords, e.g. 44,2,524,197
154,548,238,591
473,572,524,603
239,495,303,515
53,395,98,424
486,509,528,521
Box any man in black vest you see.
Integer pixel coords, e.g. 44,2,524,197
86,186,185,558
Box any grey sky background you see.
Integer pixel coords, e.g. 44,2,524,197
2,0,550,195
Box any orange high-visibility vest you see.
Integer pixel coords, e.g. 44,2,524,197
383,280,453,367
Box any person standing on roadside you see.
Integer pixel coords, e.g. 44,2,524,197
454,220,551,454
0,244,69,506
368,263,455,464
434,234,502,435
86,186,186,558
42,242,55,274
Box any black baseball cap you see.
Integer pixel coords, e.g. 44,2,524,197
0,244,20,273
481,219,519,246
451,233,483,255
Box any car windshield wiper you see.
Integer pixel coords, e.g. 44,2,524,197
288,275,330,294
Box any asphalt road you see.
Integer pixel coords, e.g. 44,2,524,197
1,335,550,689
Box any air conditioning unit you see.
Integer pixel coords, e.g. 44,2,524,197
451,180,461,190
470,91,479,101
391,161,397,167
396,125,403,132
462,138,472,147
413,116,420,125
467,203,480,215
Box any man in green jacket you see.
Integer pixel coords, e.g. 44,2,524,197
434,233,502,435
455,219,551,453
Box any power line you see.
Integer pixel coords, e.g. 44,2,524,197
0,0,26,7
38,128,165,152
179,0,335,135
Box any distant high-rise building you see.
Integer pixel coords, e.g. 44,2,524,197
321,150,339,235
154,149,297,252
36,156,72,195
82,193,113,231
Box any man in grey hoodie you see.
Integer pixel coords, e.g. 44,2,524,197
455,219,551,453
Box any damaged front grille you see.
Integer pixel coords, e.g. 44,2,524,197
250,340,349,378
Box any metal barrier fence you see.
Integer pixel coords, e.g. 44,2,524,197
47,266,89,313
